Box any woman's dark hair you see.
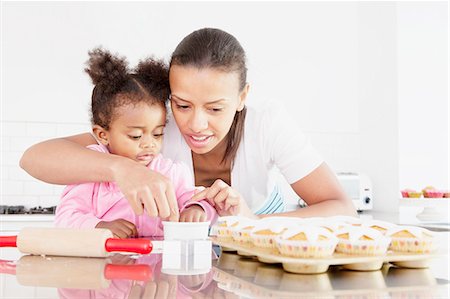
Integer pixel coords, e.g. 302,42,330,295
85,48,170,130
170,28,247,165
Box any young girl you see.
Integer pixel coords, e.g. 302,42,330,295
54,48,217,238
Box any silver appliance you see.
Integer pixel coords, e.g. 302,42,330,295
336,172,373,211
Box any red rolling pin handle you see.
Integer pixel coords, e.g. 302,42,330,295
104,238,152,254
0,236,17,247
104,264,152,281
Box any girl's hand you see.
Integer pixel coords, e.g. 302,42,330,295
112,158,180,222
190,179,255,218
180,205,207,222
96,219,138,239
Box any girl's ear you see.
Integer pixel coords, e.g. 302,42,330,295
92,125,109,146
237,83,250,112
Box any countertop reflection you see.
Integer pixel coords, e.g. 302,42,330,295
214,251,449,298
1,235,449,299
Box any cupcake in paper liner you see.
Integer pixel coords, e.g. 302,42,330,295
386,226,437,253
361,220,398,235
335,226,391,256
275,225,338,258
211,216,243,241
231,218,257,245
250,220,291,249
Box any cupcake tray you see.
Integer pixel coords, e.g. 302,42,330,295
212,238,441,274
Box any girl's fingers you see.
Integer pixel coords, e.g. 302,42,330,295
119,219,138,237
179,213,186,222
194,211,201,222
201,213,207,222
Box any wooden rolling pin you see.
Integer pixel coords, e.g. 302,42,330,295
0,255,152,289
0,227,152,257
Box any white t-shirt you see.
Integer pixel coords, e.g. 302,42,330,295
162,101,323,213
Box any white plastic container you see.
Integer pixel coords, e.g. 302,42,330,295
162,221,210,240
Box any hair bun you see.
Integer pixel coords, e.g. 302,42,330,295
135,57,170,101
85,47,129,95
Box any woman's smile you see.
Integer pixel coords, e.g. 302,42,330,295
187,134,213,149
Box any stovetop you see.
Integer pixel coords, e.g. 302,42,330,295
0,205,56,215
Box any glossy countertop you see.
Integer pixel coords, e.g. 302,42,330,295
1,232,449,299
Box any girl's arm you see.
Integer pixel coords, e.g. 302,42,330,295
20,133,180,220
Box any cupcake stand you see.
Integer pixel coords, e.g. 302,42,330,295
398,197,449,223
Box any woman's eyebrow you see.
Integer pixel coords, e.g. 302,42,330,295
171,94,228,104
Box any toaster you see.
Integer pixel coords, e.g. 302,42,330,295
336,172,373,211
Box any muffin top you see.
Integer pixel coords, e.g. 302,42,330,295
230,218,256,231
279,225,338,243
216,216,244,227
361,220,397,234
335,226,387,242
251,220,290,235
386,226,435,239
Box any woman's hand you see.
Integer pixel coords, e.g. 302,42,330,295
112,158,180,222
96,219,138,239
180,205,207,222
190,179,255,218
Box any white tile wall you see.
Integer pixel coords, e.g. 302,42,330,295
0,121,360,207
1,120,91,207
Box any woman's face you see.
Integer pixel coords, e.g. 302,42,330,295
169,65,248,155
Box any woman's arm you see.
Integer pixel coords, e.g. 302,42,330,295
262,163,357,218
191,164,355,219
20,133,180,220
20,133,117,184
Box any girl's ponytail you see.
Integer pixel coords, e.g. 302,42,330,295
85,48,129,97
135,57,170,104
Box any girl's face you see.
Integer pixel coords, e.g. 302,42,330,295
94,102,166,166
169,65,248,155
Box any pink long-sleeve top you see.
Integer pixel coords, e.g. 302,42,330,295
55,144,217,237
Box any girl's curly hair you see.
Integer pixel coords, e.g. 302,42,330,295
85,47,170,130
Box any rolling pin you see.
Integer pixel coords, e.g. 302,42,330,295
0,227,152,257
0,255,152,289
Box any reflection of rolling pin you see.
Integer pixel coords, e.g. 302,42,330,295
0,227,152,257
0,255,152,289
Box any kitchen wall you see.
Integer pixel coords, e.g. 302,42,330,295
1,2,448,212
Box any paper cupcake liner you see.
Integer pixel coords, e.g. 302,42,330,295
275,239,338,258
232,230,253,245
215,226,234,241
335,238,390,256
389,237,436,253
251,233,281,249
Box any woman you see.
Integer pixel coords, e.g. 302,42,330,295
20,28,356,221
